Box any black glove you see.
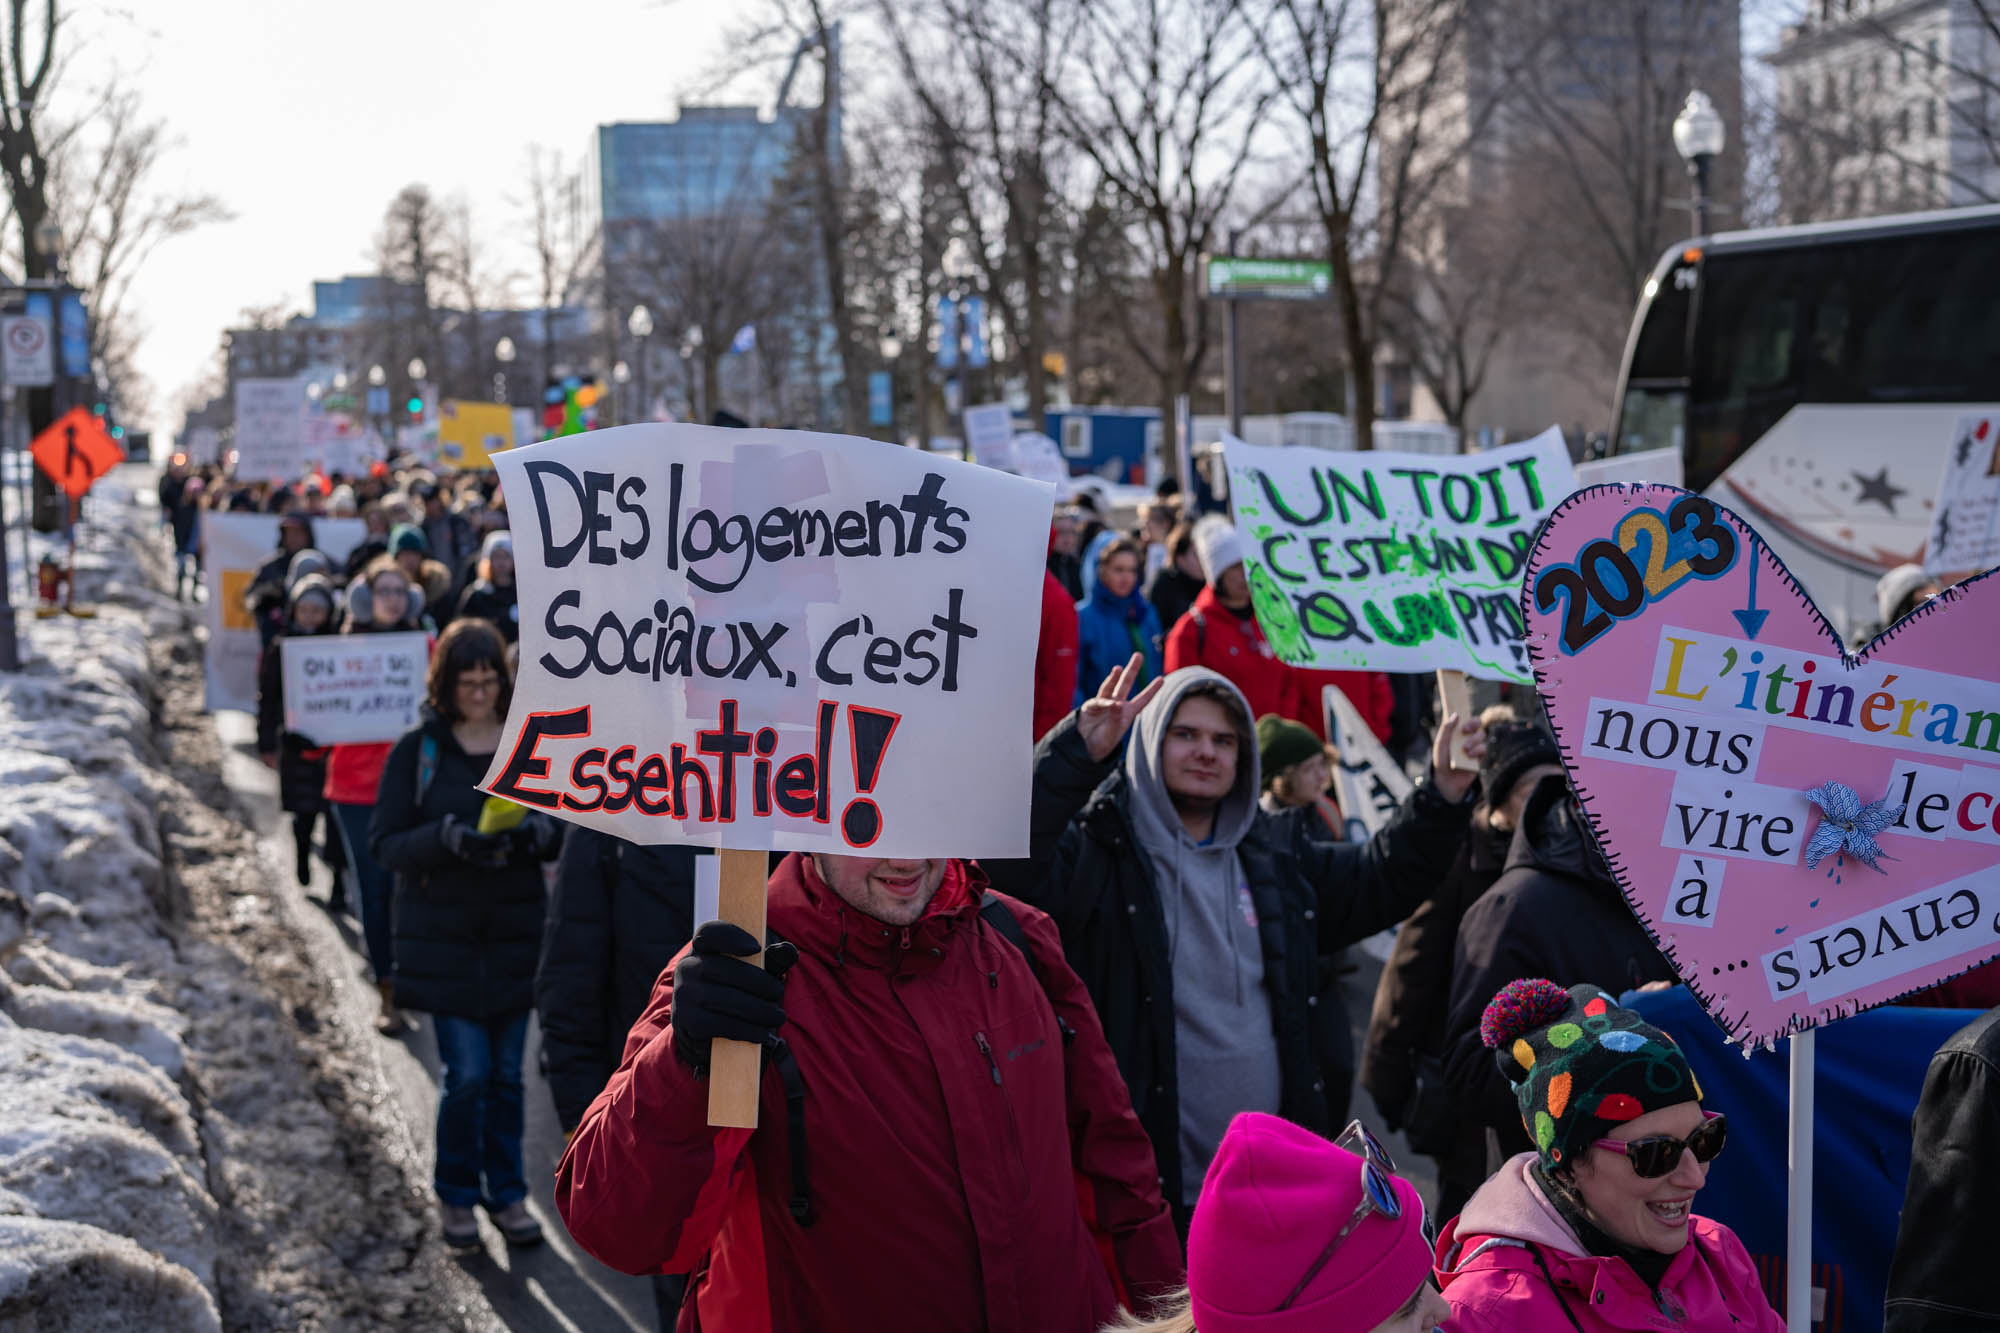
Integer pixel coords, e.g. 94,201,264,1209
440,813,509,868
508,811,563,862
670,922,800,1075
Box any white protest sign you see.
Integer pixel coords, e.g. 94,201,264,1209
302,413,379,477
963,403,1016,471
2,315,54,386
1012,432,1071,488
202,513,368,713
281,632,430,744
1924,414,2000,577
184,426,222,465
233,379,309,482
1225,427,1575,683
1322,685,1414,844
480,423,1054,857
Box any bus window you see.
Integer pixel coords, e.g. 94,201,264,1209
1848,230,2000,399
1614,255,1697,458
1686,251,1808,490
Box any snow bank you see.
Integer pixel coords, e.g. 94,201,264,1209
0,473,222,1328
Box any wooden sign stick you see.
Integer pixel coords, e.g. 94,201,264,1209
1435,668,1479,774
706,847,770,1128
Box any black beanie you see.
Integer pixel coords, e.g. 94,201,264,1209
1479,721,1562,805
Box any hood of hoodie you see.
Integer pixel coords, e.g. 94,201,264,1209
1436,1152,1582,1276
1124,666,1260,859
1503,770,1617,895
1077,528,1116,603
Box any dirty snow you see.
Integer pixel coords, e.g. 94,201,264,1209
0,473,482,1329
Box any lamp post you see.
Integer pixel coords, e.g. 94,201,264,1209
940,237,976,433
682,324,705,425
611,361,631,424
1672,90,1726,238
627,305,653,424
494,335,516,405
879,334,903,442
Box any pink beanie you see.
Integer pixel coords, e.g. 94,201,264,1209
1188,1113,1432,1333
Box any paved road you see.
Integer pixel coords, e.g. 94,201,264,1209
212,708,659,1333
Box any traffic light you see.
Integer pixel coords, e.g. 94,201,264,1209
109,425,124,440
406,395,424,416
92,401,107,417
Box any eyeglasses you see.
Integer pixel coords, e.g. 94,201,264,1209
1276,1121,1406,1311
1592,1111,1726,1179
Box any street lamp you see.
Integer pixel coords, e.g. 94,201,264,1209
332,371,349,392
494,336,516,405
368,364,386,386
627,306,653,424
1672,90,1726,238
681,324,705,424
407,357,427,384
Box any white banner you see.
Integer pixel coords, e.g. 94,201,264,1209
302,413,380,477
480,423,1053,857
233,379,308,483
202,513,367,713
1011,432,1071,488
1321,685,1414,844
281,632,430,744
1224,428,1575,683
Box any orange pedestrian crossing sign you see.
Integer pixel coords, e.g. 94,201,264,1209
31,407,123,499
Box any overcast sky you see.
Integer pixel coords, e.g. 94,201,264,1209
83,0,725,433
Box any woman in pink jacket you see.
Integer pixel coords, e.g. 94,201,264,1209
1434,979,1784,1331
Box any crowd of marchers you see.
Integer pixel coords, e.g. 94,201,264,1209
171,453,2000,1333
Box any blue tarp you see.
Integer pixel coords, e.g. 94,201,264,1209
1626,988,1975,1333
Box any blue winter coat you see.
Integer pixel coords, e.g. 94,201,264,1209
1074,583,1164,706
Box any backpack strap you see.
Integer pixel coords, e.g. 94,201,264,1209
416,733,440,806
980,890,1074,1047
1191,608,1206,656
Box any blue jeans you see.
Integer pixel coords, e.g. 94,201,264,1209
432,1010,530,1209
330,802,393,982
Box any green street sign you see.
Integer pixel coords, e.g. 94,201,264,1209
1201,255,1333,301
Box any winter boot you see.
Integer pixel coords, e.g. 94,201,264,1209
486,1199,545,1248
440,1203,480,1252
374,980,410,1037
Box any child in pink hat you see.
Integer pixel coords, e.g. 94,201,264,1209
1106,1111,1447,1332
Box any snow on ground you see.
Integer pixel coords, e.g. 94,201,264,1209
0,472,222,1328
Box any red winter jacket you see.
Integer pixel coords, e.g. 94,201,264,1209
556,855,1183,1333
1162,585,1301,724
1035,569,1081,743
1292,668,1394,743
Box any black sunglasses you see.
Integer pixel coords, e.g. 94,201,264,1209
1276,1122,1405,1311
1592,1111,1726,1179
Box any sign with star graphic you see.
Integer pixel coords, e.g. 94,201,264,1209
1925,414,2000,579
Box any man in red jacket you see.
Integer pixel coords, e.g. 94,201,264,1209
1163,516,1300,723
556,849,1182,1332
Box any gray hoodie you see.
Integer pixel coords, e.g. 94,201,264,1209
1124,666,1281,1205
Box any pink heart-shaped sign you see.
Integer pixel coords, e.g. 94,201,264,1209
1523,484,2000,1049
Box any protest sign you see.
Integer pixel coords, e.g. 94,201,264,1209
438,400,517,470
1224,428,1575,684
281,632,430,744
484,422,1052,1127
302,413,379,477
1523,483,2000,1049
1923,414,2000,577
234,379,308,482
962,403,1016,471
1321,685,1413,844
1011,433,1071,488
480,423,1053,857
202,514,367,712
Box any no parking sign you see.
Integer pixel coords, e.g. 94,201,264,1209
2,315,53,386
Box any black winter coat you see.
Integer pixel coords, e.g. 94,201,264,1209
1145,567,1203,641
1440,774,1674,1157
534,829,701,1130
371,713,557,1019
1885,1007,2000,1331
255,630,334,814
983,713,1471,1207
1361,815,1510,1136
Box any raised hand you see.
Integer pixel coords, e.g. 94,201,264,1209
1077,653,1166,763
1428,713,1489,803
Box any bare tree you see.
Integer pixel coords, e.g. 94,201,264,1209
374,184,452,392
1042,0,1277,481
1250,0,1515,449
520,145,596,387
45,88,228,411
0,0,64,279
877,0,1081,422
